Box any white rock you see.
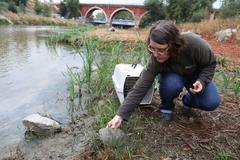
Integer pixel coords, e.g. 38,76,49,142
232,29,237,33
215,28,235,42
22,114,61,135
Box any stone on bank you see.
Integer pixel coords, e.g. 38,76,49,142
22,113,61,135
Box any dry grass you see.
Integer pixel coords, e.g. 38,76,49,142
86,28,149,42
86,18,240,43
178,18,240,34
2,12,82,26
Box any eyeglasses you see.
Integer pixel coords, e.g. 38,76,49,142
147,45,169,55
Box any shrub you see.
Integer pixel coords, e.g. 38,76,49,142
8,1,18,13
0,2,9,13
34,0,51,17
191,8,208,22
220,0,240,18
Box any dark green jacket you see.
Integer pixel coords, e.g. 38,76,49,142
117,32,217,120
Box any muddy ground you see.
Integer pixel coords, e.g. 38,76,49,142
0,114,94,160
136,91,240,159
0,87,94,160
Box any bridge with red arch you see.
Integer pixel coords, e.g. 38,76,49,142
79,1,147,28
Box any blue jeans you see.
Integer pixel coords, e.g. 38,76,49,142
158,73,221,114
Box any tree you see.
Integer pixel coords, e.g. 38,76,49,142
14,0,28,12
0,0,29,13
59,1,67,17
139,0,166,27
220,0,240,18
12,0,28,6
34,0,51,17
113,11,134,20
19,0,28,6
166,0,212,23
144,0,166,22
95,12,105,19
8,1,18,13
65,0,80,18
0,1,9,13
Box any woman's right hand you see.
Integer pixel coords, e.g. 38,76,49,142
106,115,123,128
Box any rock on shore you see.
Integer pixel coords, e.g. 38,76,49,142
22,113,61,135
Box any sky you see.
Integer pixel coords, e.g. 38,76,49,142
213,0,223,9
40,0,222,9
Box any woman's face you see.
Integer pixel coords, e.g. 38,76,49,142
148,39,170,63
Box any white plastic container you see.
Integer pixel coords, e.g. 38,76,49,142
112,64,154,105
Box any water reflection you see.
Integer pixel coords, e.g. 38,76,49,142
0,26,83,150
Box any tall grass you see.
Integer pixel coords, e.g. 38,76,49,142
129,41,148,65
2,12,82,26
178,18,240,34
92,43,122,97
66,66,75,101
80,36,97,84
47,26,94,45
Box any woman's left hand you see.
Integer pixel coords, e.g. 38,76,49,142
190,80,203,94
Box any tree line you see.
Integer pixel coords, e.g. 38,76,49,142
0,0,28,13
1,0,239,26
140,0,240,27
0,0,80,18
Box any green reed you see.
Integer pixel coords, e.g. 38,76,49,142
93,43,122,97
66,67,75,101
217,56,228,68
218,71,235,90
215,69,240,98
232,82,240,97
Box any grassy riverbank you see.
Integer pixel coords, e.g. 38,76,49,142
0,12,82,26
46,24,240,159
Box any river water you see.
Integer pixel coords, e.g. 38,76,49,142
0,26,83,150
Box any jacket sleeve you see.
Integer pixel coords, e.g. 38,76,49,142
117,55,159,120
195,39,217,89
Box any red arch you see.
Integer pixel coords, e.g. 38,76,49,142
84,6,108,21
109,8,135,25
80,4,146,27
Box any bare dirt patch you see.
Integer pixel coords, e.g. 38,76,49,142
136,93,240,159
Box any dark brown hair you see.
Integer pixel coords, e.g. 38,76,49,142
147,20,186,56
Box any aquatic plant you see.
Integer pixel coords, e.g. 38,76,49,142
73,72,82,94
66,66,75,101
92,43,122,97
47,26,94,45
76,35,96,85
